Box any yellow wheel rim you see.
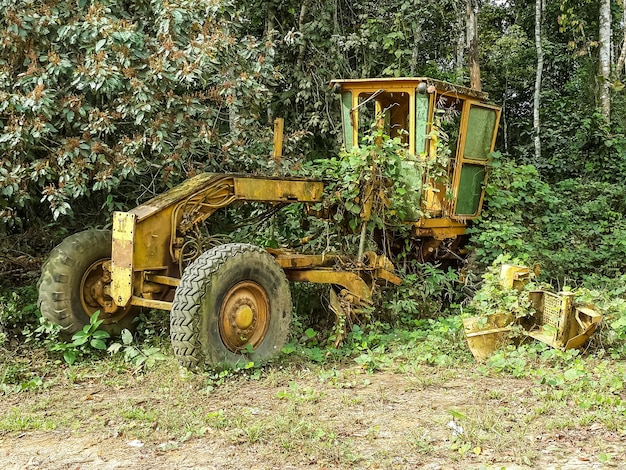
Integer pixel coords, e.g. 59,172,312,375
219,281,270,352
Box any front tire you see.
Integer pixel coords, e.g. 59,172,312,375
170,243,292,369
38,229,137,338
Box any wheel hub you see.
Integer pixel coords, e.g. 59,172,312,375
80,259,127,323
235,305,254,329
80,259,110,313
219,281,270,352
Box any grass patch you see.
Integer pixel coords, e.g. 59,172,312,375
1,297,626,468
0,408,58,433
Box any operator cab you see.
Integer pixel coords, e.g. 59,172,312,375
330,78,501,221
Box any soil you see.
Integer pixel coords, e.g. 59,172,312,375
0,364,623,470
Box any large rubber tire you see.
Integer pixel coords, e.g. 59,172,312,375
170,243,292,369
38,229,137,338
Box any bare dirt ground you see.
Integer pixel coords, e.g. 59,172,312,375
0,362,623,470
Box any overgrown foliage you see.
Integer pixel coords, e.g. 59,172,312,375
463,259,535,320
303,131,419,253
0,0,278,231
471,154,626,283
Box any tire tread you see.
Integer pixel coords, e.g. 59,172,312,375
170,243,291,369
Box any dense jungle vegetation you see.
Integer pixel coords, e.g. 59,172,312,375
1,0,626,367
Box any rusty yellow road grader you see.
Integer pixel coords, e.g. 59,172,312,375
39,77,503,368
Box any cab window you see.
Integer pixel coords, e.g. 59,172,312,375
356,91,410,145
435,95,464,156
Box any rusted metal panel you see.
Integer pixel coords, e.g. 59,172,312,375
111,211,136,307
412,218,467,239
133,206,175,269
233,177,324,202
284,269,372,304
413,218,467,229
131,173,224,221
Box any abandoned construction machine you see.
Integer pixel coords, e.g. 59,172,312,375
39,77,503,368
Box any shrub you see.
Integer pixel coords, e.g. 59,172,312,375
0,0,278,230
470,155,626,282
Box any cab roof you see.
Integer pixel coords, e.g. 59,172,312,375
330,77,489,102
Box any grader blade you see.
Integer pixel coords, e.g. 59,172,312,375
525,291,603,351
464,265,603,360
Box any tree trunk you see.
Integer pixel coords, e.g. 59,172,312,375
296,1,310,73
266,4,276,122
467,1,481,90
533,0,544,165
599,0,612,121
410,20,423,76
617,4,626,77
265,3,275,35
456,4,466,81
502,84,509,153
616,4,626,77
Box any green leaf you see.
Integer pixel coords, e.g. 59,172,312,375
121,329,133,345
563,368,583,381
64,349,77,365
107,342,122,354
448,410,467,420
90,338,107,350
91,330,110,340
72,335,89,346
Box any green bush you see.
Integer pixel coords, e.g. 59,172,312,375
470,156,626,282
0,0,278,230
381,262,460,326
0,286,38,344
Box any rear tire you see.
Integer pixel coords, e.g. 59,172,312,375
170,243,292,369
38,229,137,338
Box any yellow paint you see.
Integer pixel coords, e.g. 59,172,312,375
111,211,136,307
235,305,254,329
273,118,284,161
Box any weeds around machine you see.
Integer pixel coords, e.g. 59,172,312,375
38,77,598,369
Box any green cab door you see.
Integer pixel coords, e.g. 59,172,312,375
451,102,501,219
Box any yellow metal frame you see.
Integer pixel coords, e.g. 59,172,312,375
111,174,325,309
464,265,603,360
109,172,402,313
345,83,418,155
103,76,501,321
